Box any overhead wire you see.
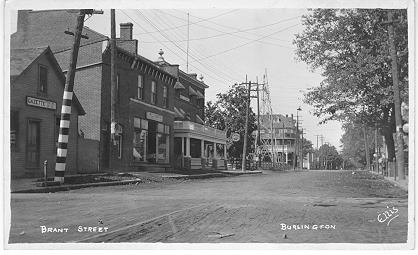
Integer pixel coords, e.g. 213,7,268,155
145,10,243,81
121,10,234,86
160,9,297,47
190,23,300,62
134,10,240,84
133,9,239,35
174,9,294,43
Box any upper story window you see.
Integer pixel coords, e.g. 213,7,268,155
151,81,156,105
162,86,168,108
137,75,143,100
39,65,48,93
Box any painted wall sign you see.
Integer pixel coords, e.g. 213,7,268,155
26,96,56,110
146,112,163,122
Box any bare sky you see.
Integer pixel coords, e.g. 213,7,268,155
9,8,344,149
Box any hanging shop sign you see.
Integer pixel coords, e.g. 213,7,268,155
146,112,163,122
26,96,56,110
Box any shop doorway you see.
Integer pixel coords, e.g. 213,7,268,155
26,120,40,169
147,120,157,163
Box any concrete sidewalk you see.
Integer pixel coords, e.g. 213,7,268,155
369,171,408,191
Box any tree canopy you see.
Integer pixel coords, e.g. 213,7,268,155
205,84,257,158
294,9,408,162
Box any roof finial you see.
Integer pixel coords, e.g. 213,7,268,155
158,49,164,61
199,74,204,81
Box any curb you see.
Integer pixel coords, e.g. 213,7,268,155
12,170,263,193
219,170,263,176
12,179,142,193
162,173,226,179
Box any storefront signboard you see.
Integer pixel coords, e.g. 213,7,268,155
146,112,163,122
26,96,56,110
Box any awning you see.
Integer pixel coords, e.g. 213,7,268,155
179,107,186,116
174,107,184,118
195,89,204,99
189,86,198,96
196,114,205,124
174,81,185,90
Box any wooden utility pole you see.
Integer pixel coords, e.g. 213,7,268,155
293,107,301,169
375,125,379,173
387,10,406,180
110,9,117,169
54,9,102,183
282,122,285,164
301,128,304,169
271,112,275,166
186,12,190,73
241,80,251,171
293,114,297,170
315,134,320,169
255,77,261,168
363,126,371,171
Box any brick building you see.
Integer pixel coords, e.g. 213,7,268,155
10,46,85,178
156,52,228,170
12,10,227,173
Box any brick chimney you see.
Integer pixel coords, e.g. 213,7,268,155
120,22,133,40
189,73,197,79
117,22,137,55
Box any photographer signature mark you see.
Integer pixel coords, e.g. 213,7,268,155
377,205,399,226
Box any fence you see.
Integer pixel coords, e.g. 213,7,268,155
227,159,290,171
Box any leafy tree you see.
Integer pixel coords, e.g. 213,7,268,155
301,137,314,157
318,143,343,170
205,84,257,158
294,9,408,164
340,122,380,169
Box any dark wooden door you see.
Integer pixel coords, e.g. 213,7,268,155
26,120,40,168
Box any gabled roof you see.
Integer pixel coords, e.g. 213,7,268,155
179,69,209,89
10,46,85,115
174,81,185,90
10,47,48,77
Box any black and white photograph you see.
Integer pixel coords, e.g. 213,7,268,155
2,0,416,250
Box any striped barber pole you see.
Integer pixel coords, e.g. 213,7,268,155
54,91,73,183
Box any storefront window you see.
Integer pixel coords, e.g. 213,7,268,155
133,117,148,162
157,133,169,164
133,129,147,162
134,118,170,164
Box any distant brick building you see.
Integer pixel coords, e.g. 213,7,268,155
255,114,297,166
10,46,85,178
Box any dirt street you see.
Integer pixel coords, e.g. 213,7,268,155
8,170,408,243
